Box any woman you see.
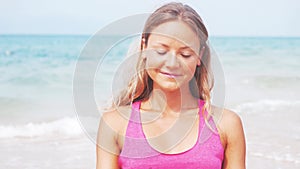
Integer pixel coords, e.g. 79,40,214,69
96,2,246,169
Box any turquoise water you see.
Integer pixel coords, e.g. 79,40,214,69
0,35,300,168
1,35,299,111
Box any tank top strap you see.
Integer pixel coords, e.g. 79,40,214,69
197,99,220,145
121,100,160,158
125,101,143,138
198,99,206,129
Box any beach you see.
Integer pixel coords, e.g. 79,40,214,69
0,35,299,168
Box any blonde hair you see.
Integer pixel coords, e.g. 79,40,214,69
111,2,214,125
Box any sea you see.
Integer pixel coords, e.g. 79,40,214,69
0,34,299,169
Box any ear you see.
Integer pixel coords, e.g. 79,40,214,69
197,46,205,66
197,58,201,66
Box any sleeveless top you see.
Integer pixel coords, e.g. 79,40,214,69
118,99,224,169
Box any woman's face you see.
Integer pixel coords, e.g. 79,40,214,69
144,21,201,92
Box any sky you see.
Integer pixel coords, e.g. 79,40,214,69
0,0,299,37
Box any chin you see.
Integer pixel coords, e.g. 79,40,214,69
153,81,183,93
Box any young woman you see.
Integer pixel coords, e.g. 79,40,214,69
96,2,246,169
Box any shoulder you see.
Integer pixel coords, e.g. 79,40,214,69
215,108,246,168
100,105,132,134
211,106,245,147
212,107,246,168
219,108,243,131
96,106,133,166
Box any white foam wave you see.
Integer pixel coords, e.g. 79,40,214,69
233,99,300,114
0,117,84,139
250,152,300,164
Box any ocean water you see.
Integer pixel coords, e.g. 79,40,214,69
0,35,300,168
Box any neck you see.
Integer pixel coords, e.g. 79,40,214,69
143,84,198,116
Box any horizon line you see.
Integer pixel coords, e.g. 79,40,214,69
0,33,299,39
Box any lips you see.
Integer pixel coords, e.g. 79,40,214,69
160,71,182,78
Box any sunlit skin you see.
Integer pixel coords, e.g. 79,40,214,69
96,19,245,169
143,21,202,113
145,21,200,92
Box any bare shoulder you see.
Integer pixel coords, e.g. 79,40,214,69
220,108,243,129
100,105,131,133
211,106,242,128
212,106,246,168
97,105,132,154
211,106,245,146
96,106,132,169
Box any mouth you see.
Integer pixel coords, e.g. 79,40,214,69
160,71,182,78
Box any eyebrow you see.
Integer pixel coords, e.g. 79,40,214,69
153,42,194,51
152,43,169,48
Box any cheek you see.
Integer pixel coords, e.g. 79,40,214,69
189,63,198,73
181,60,198,75
145,56,163,70
188,57,200,73
186,66,197,79
145,57,159,79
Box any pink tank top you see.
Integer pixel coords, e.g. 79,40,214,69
118,99,224,169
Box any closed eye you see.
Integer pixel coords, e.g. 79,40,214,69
156,49,167,55
181,53,192,58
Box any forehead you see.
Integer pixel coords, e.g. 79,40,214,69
148,21,200,51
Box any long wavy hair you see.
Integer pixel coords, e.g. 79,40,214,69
111,2,214,121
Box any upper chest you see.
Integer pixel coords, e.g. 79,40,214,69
117,111,201,154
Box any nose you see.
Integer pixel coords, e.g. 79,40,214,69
165,51,180,68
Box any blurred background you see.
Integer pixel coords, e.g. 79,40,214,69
0,0,299,168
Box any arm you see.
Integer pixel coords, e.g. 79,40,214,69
221,110,246,169
96,111,121,169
